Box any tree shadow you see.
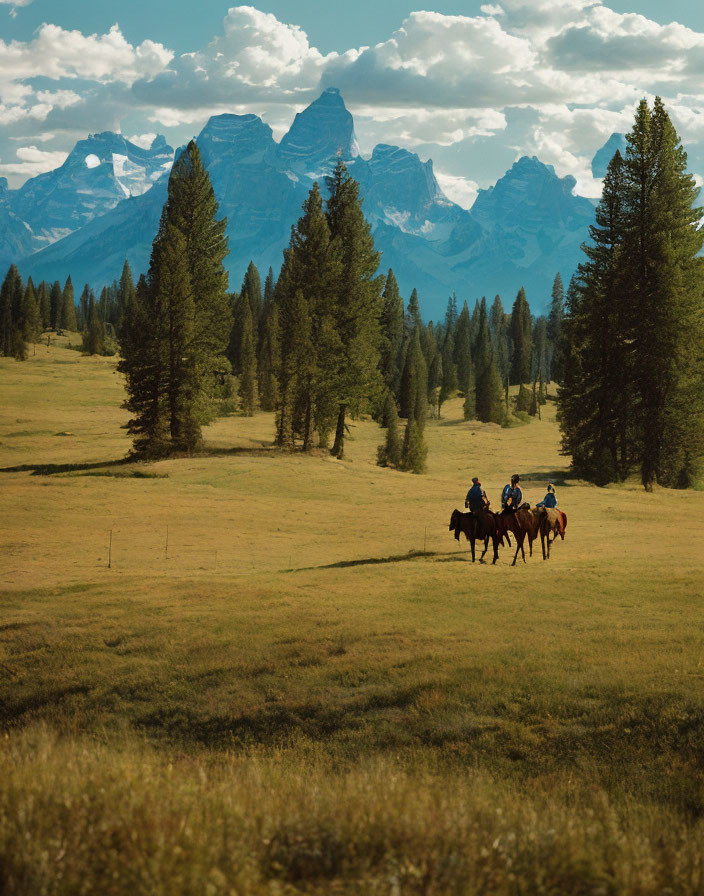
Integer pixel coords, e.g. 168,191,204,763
0,457,134,476
290,549,462,572
518,469,575,487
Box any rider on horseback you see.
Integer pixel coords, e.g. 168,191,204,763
536,483,558,509
501,474,522,514
465,477,490,513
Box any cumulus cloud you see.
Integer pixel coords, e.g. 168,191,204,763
0,144,67,178
434,171,480,208
1,1,704,197
127,132,158,149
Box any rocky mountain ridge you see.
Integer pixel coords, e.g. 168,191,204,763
8,90,609,317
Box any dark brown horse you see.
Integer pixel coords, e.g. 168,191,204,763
449,509,503,564
498,508,545,565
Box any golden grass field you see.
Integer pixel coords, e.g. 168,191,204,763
1,335,704,894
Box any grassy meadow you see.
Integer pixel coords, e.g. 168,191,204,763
1,336,703,894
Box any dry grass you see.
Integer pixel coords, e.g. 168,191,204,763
1,338,704,893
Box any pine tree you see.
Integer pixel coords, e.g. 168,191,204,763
625,98,704,488
0,265,21,356
49,281,62,331
427,344,443,419
238,298,257,416
83,293,106,356
119,140,231,455
445,293,459,334
453,301,472,395
22,278,42,347
275,182,342,448
462,361,476,421
326,162,384,458
532,317,548,386
439,329,458,410
379,269,404,396
547,273,564,383
61,276,77,331
78,285,91,332
377,392,402,468
474,302,504,424
400,327,428,425
117,260,136,338
401,417,428,474
36,281,50,331
509,287,533,385
557,151,632,484
258,304,281,412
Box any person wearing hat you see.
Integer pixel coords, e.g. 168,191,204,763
536,483,558,509
502,474,522,514
465,477,489,513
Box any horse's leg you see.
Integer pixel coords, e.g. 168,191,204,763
471,537,476,563
480,537,488,561
512,536,521,566
492,536,499,565
541,530,546,560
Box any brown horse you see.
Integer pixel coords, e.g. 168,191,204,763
540,508,567,559
449,509,502,564
498,508,545,565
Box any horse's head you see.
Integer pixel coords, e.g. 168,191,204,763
449,508,463,540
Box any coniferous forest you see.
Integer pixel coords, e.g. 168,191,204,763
2,96,703,487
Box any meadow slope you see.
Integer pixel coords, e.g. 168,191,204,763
1,338,703,894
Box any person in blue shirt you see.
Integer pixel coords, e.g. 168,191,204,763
501,474,522,513
536,483,558,509
465,477,489,513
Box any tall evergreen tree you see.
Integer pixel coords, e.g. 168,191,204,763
377,392,402,468
78,285,91,332
61,276,77,331
49,281,62,330
400,326,428,424
275,182,342,448
379,268,404,396
22,278,42,347
238,297,257,416
117,260,136,338
547,273,564,383
36,281,50,331
258,304,281,413
445,293,459,334
509,287,533,385
474,302,504,424
83,292,106,356
119,140,231,455
557,152,631,484
453,300,473,395
0,265,26,358
439,329,458,410
326,162,384,458
625,98,704,488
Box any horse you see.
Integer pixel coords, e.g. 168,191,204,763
448,509,502,564
498,507,545,565
540,508,567,559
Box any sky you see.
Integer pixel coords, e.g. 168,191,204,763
1,0,704,207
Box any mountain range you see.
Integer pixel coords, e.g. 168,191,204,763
4,88,609,318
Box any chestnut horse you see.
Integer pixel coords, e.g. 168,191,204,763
498,508,545,565
540,508,567,559
449,509,503,564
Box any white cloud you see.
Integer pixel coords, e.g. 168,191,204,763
127,132,158,149
1,2,704,197
435,171,479,208
0,144,67,178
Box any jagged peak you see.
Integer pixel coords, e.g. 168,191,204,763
279,88,360,164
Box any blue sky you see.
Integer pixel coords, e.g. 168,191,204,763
2,0,704,206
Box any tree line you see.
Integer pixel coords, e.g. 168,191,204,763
2,139,566,476
0,260,139,359
557,97,704,490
